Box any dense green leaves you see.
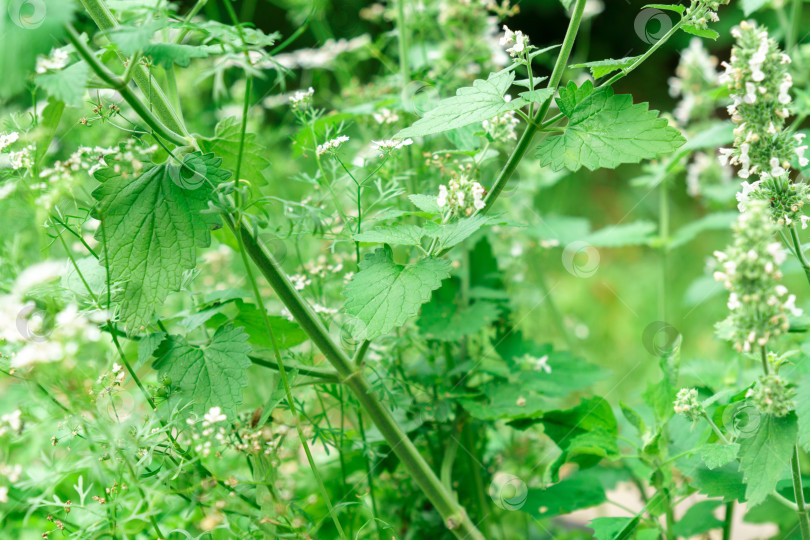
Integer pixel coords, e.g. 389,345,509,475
92,152,229,329
343,247,451,340
396,70,527,138
738,414,797,506
418,278,500,340
152,324,252,417
536,81,685,172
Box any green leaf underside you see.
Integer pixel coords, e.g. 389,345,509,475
523,474,607,519
93,152,230,330
396,70,526,138
152,324,251,418
738,414,797,506
343,247,451,340
536,80,685,172
570,56,639,79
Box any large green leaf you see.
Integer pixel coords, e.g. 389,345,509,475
536,81,685,172
93,152,230,330
738,413,797,506
200,116,270,185
342,247,451,340
523,473,607,519
152,324,251,418
673,500,723,538
396,70,527,138
417,278,501,341
35,62,88,108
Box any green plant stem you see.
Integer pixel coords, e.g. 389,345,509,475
792,445,810,539
235,220,485,540
232,221,348,540
722,501,734,540
65,25,189,147
790,225,810,284
789,0,803,52
396,0,410,85
249,355,340,382
79,0,188,137
482,0,587,210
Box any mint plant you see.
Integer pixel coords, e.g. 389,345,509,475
5,0,810,539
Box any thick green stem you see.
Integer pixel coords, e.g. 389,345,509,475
237,223,484,539
482,0,587,210
792,445,810,539
79,0,188,137
722,502,734,540
65,25,189,147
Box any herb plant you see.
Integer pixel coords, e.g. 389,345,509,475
3,0,810,539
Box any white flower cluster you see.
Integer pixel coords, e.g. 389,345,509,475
668,38,720,126
483,110,520,142
436,174,486,217
673,388,704,421
713,200,801,353
0,410,21,437
372,108,399,125
289,87,314,113
686,151,732,198
370,138,413,157
500,25,530,59
316,135,349,156
35,47,69,74
717,20,810,225
0,131,19,152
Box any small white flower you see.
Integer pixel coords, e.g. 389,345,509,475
316,135,350,156
203,407,227,426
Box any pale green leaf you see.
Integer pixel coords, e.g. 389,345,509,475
536,81,685,172
426,214,491,250
137,331,166,369
518,88,554,104
93,152,230,330
673,500,723,538
701,443,740,470
409,193,441,214
35,62,88,108
738,413,797,506
570,57,640,79
354,224,428,246
682,25,719,40
152,324,252,418
343,247,451,340
583,221,657,247
396,70,526,138
523,474,607,519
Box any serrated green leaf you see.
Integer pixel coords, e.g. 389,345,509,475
582,221,657,247
536,81,685,172
0,0,75,98
518,88,554,104
682,24,719,40
426,214,491,250
200,117,270,185
673,500,723,538
643,3,685,14
701,443,740,470
515,397,618,481
570,57,640,79
409,193,441,214
343,247,451,340
589,517,639,540
93,152,230,330
232,301,308,351
136,331,166,369
523,474,607,519
152,324,251,418
795,374,810,450
418,278,500,340
738,414,797,506
354,224,427,246
35,62,88,108
692,463,746,501
396,70,526,138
